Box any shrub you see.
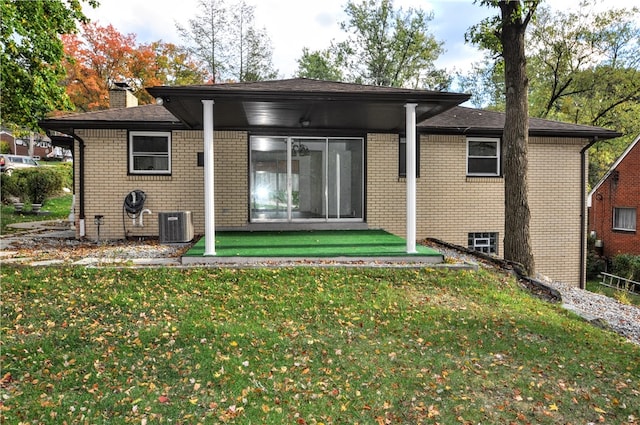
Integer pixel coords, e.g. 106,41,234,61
0,173,23,203
586,251,607,280
0,141,10,154
5,167,64,206
586,235,606,280
57,162,73,189
24,168,64,204
611,254,640,282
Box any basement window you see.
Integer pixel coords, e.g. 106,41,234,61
468,232,498,255
129,131,171,174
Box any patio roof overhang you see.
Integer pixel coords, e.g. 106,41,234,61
145,79,471,133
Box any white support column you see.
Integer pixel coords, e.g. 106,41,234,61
405,103,418,253
202,100,216,255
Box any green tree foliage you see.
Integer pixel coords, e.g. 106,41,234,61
177,0,277,83
147,42,209,87
295,48,344,81
295,0,448,89
0,0,97,131
463,1,640,186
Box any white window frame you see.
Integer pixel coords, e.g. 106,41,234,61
467,137,500,177
613,207,637,231
129,131,171,175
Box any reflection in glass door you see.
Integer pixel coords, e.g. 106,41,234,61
328,139,363,219
250,137,287,220
250,136,363,222
292,138,325,219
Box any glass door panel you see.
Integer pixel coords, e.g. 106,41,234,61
328,139,363,219
251,137,288,220
250,136,363,223
292,138,326,219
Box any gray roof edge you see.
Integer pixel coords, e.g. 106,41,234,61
419,126,622,139
39,120,188,134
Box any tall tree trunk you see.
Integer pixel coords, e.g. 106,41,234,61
500,1,535,276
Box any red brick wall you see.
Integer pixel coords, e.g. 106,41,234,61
589,141,640,257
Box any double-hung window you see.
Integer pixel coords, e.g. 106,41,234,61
613,207,637,231
129,131,171,174
467,137,500,177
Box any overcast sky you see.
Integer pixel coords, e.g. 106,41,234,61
82,0,638,81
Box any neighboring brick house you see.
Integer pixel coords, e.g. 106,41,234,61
40,78,621,287
588,135,640,257
1,128,56,159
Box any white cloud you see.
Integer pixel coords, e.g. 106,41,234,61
82,0,638,79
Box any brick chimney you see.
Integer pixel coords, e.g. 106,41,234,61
109,82,139,109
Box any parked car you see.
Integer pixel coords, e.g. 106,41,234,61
0,154,39,175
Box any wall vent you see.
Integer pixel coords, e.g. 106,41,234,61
159,211,194,243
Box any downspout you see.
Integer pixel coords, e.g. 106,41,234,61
70,130,87,238
580,136,599,289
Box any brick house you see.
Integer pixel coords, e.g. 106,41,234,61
588,134,640,257
40,78,621,287
1,128,58,159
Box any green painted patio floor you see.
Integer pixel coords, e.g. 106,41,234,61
183,230,441,258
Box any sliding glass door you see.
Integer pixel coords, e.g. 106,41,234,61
250,136,363,222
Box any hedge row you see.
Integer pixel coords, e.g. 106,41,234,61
612,254,640,282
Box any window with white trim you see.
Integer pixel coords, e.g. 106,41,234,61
468,232,498,254
613,207,636,231
467,137,500,176
129,131,171,174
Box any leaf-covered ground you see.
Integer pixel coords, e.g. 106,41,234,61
1,266,638,424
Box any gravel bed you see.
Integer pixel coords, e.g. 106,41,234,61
542,278,640,346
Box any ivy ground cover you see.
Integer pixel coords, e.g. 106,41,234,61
1,266,638,424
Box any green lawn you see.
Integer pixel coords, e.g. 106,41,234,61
2,266,638,424
185,230,442,258
1,194,73,234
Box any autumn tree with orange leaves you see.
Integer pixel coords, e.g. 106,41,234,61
62,22,206,112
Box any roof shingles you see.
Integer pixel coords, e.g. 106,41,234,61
418,106,620,139
40,80,621,140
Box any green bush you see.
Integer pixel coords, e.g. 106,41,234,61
57,161,73,189
26,168,63,204
586,235,607,280
0,173,23,203
611,254,640,282
0,141,10,154
2,167,64,206
586,251,607,280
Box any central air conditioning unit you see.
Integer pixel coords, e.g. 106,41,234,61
159,211,194,243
